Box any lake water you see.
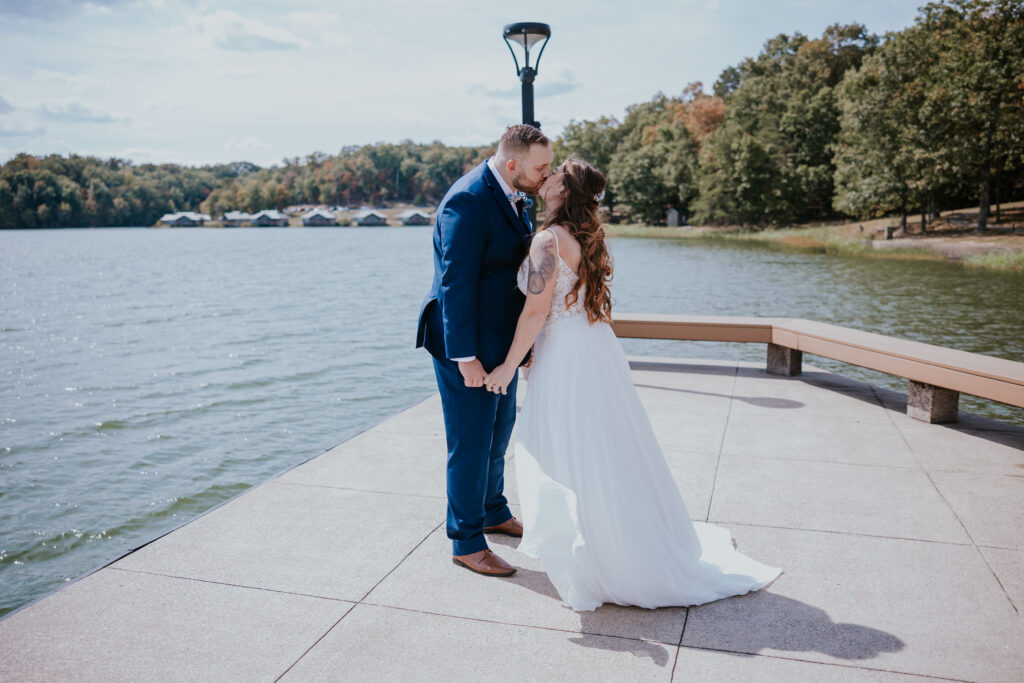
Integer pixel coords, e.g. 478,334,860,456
2,227,1023,618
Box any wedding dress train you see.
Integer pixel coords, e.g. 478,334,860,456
513,233,781,611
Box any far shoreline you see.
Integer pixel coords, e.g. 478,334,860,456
606,202,1024,274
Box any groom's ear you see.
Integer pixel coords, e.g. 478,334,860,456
505,157,519,176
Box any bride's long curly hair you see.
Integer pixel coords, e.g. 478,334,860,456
542,157,613,324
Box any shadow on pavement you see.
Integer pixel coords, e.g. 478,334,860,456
634,383,805,409
686,590,905,661
497,552,904,665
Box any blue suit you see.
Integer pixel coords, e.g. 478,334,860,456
416,161,532,556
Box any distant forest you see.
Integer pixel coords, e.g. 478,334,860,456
2,0,1021,230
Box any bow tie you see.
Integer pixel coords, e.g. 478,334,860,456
507,190,527,203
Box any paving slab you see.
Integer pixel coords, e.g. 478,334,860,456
978,546,1024,618
635,384,733,418
645,409,731,457
728,377,890,423
4,355,1023,682
634,371,737,413
363,526,688,645
929,471,1024,549
709,454,970,543
720,414,919,469
736,363,882,394
893,425,1024,476
672,646,929,682
279,427,449,499
114,481,443,601
0,567,351,682
374,394,446,437
283,603,676,682
662,447,720,522
682,525,1024,682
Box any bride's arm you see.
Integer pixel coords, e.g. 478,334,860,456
484,230,558,394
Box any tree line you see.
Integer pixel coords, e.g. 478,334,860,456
1,0,1021,230
0,143,493,229
560,0,1024,230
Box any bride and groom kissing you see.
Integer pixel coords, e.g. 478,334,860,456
416,124,780,611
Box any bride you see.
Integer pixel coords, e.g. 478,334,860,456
483,158,781,611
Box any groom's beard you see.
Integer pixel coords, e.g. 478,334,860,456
511,172,544,196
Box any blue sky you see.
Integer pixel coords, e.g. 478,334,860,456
0,0,924,167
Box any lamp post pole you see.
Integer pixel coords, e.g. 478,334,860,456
520,65,537,128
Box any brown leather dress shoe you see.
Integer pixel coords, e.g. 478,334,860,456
484,517,524,537
452,549,516,577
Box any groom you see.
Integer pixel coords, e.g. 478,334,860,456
416,124,553,577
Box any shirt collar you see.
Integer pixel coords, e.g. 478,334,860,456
487,157,516,201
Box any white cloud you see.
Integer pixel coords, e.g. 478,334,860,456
0,121,45,137
468,68,580,100
225,136,274,154
115,145,191,164
36,101,121,123
32,69,105,90
192,10,304,52
281,10,350,47
0,0,131,21
0,95,13,114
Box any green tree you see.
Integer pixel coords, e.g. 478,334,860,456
606,94,702,224
694,24,877,226
833,29,930,229
919,0,1024,230
555,116,623,212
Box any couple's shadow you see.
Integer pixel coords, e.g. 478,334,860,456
490,537,904,667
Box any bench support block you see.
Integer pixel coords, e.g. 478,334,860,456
767,344,802,376
907,381,959,423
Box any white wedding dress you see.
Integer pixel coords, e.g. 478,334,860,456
513,231,781,611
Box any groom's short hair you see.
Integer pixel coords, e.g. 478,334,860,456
498,124,549,159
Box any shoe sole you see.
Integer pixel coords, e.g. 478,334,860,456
452,557,516,577
483,528,523,538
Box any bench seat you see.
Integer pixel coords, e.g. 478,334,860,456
611,313,1024,422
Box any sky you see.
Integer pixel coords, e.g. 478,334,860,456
0,0,926,168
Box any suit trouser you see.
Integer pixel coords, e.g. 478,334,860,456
432,356,517,556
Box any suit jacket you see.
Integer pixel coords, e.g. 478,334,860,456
416,161,533,370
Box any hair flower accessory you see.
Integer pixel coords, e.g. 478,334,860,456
594,190,606,203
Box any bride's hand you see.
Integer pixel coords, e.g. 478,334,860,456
484,363,516,395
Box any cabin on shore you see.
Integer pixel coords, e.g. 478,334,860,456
397,209,431,226
351,210,387,226
221,211,254,227
251,210,289,227
301,208,337,226
159,212,210,227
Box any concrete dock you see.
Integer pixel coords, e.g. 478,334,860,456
2,358,1023,681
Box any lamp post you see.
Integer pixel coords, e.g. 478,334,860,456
502,22,551,129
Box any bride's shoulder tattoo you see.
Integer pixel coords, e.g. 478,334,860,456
527,235,556,295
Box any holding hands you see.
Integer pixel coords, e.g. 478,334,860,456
484,363,516,395
457,359,487,388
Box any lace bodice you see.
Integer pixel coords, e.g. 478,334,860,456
517,230,586,322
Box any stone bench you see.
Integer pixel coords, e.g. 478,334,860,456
611,314,1024,424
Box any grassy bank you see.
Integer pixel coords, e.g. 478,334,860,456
606,203,1024,274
